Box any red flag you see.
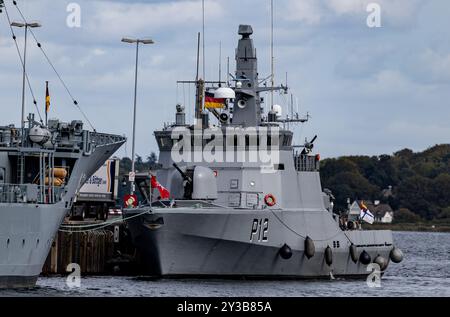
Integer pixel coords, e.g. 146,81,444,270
151,175,170,200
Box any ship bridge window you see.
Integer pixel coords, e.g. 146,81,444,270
157,136,174,150
0,168,5,184
282,135,292,147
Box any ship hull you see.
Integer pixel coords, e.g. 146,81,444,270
125,208,394,278
0,276,38,289
0,140,125,289
0,203,67,289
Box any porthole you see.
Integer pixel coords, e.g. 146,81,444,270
237,99,247,109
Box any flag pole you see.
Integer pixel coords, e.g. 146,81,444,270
45,81,48,126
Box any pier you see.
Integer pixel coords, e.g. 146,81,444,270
42,217,143,275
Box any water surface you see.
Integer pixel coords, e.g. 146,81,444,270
1,232,449,297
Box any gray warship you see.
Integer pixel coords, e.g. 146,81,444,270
124,25,403,278
0,118,125,288
0,1,126,287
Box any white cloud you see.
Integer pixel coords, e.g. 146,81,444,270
283,0,424,27
149,54,165,66
326,0,365,15
370,69,411,92
375,0,424,26
418,49,450,83
87,0,223,39
93,48,106,56
284,0,324,25
386,120,450,140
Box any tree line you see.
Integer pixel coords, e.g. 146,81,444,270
320,144,450,221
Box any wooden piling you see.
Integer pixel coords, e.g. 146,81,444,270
42,220,124,275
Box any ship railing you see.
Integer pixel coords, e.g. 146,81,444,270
293,154,319,172
0,183,64,204
89,132,126,147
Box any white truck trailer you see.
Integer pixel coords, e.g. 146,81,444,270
70,158,120,220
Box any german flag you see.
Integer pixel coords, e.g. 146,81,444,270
45,81,50,113
205,91,225,109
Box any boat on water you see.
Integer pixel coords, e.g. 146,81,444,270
0,119,125,288
0,1,125,288
123,25,404,279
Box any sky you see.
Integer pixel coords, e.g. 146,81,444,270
0,0,449,159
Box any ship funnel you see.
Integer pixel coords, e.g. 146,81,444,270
238,25,253,38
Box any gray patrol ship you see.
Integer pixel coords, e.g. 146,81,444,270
124,25,403,278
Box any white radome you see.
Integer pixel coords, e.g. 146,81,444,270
272,104,282,117
214,87,236,99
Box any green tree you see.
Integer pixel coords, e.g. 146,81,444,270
438,207,450,220
395,175,431,219
394,208,422,223
320,144,450,221
146,152,158,169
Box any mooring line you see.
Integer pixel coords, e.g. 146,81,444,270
58,210,151,233
269,209,353,244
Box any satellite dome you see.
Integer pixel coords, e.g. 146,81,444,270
272,104,282,117
214,87,235,99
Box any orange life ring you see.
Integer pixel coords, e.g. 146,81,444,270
264,194,276,207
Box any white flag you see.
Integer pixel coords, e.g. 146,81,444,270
360,208,375,224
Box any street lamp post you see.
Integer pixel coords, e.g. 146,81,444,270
11,22,42,132
121,37,154,195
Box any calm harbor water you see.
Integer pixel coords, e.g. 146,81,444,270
1,231,449,297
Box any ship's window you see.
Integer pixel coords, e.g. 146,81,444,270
0,168,5,184
157,136,173,150
282,135,292,147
